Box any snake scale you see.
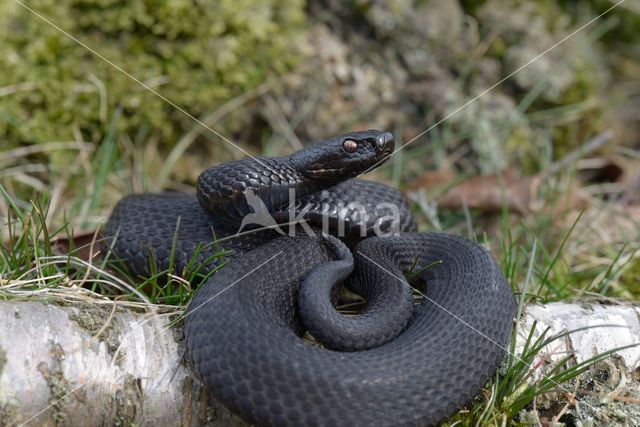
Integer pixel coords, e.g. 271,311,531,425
104,130,517,426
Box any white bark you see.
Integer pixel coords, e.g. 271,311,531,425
0,301,246,427
518,300,640,371
0,300,638,426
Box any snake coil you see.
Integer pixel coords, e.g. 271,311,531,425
105,130,517,426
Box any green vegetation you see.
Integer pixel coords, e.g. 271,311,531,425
2,163,638,424
1,0,639,425
0,0,305,148
445,325,638,425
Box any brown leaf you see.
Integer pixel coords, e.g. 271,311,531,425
51,231,102,262
409,169,587,215
407,170,456,191
440,170,534,214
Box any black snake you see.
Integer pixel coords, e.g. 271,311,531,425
105,130,517,426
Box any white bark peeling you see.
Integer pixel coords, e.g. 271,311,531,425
0,301,243,427
0,300,638,426
518,301,640,371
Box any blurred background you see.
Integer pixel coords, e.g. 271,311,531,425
1,2,640,423
1,0,639,296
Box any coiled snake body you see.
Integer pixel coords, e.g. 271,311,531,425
105,130,517,426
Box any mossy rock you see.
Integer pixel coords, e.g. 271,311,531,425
0,0,305,148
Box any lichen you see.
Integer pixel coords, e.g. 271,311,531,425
521,356,640,426
108,375,142,426
0,402,20,427
0,347,6,375
35,342,74,424
272,0,617,176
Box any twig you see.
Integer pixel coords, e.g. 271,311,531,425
546,130,614,175
263,94,304,151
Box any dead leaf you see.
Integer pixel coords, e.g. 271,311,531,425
409,169,587,215
439,170,533,214
51,231,102,262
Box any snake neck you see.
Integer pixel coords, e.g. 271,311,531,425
196,155,344,228
196,130,396,231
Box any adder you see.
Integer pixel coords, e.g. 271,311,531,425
105,130,517,426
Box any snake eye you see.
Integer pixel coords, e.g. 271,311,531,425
342,139,358,153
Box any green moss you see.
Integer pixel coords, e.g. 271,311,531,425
0,0,305,147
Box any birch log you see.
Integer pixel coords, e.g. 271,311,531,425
0,300,638,426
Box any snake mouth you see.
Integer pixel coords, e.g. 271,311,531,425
306,167,350,177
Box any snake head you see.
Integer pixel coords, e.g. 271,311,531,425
295,129,395,181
